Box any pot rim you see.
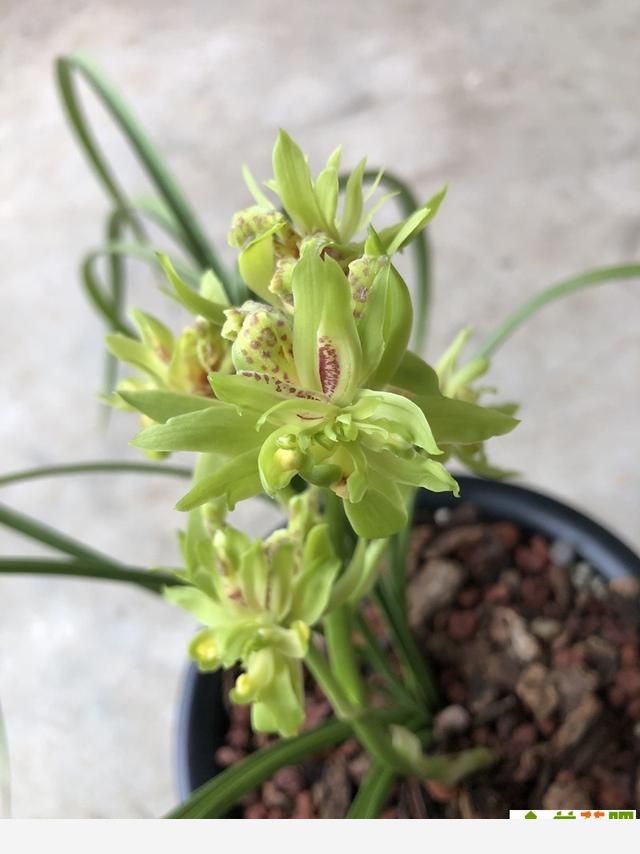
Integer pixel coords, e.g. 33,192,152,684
174,475,640,801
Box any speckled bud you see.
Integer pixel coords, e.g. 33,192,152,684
269,256,297,311
347,254,387,318
227,301,298,385
227,206,288,248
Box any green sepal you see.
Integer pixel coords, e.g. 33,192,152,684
314,162,339,228
343,470,408,538
238,539,270,611
238,224,283,303
289,524,341,624
164,584,220,625
210,371,294,414
118,389,217,423
266,541,296,622
435,326,473,379
132,405,261,454
367,447,459,495
105,332,167,384
158,253,227,326
355,260,387,379
241,164,274,209
363,224,387,256
339,156,367,241
272,130,327,234
175,449,261,511
389,350,441,397
200,269,230,306
452,444,519,480
130,308,174,356
378,185,447,255
415,395,519,445
362,263,412,390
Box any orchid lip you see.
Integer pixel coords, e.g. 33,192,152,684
318,336,340,397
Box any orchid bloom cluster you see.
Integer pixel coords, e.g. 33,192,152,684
108,132,518,736
166,490,384,736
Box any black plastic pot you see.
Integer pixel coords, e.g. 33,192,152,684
175,476,640,802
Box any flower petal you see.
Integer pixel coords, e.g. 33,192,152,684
292,249,362,404
132,405,261,454
176,448,262,511
118,389,217,423
272,130,326,234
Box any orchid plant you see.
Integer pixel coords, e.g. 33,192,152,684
1,53,638,819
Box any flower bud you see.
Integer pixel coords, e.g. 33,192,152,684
227,207,287,248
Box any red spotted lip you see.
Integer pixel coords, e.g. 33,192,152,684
318,337,340,398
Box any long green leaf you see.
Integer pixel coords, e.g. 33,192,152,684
373,581,440,710
0,502,121,565
476,263,640,359
55,52,232,291
0,557,181,594
101,209,129,398
167,703,415,819
354,613,418,709
347,762,395,818
132,194,187,245
0,461,192,488
167,717,350,818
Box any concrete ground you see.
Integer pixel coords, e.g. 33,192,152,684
1,0,639,818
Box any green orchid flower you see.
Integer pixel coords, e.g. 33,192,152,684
228,130,446,313
105,256,233,431
166,494,341,737
434,327,520,477
130,246,460,537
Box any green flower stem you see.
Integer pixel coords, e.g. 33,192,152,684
323,489,356,562
346,762,396,819
476,263,640,359
0,461,193,488
0,501,121,565
324,606,365,708
305,639,414,774
304,637,356,720
0,557,181,594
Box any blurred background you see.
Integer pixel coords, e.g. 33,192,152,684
1,0,639,818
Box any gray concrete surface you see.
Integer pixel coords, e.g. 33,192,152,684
1,0,639,818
